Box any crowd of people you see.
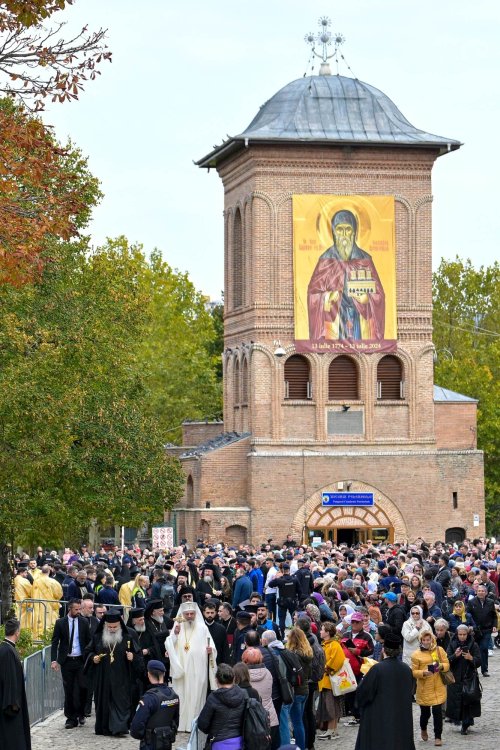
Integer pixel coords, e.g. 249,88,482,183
2,533,499,750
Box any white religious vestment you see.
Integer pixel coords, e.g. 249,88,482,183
165,607,218,732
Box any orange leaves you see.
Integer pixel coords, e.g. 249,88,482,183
0,103,89,285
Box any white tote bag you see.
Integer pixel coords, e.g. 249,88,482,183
329,659,358,696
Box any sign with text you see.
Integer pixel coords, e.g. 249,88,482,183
322,492,374,507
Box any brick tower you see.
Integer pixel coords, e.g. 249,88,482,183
170,56,485,547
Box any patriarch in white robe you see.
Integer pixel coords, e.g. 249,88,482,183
165,601,217,731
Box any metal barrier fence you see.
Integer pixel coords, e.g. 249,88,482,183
17,598,125,642
24,645,64,726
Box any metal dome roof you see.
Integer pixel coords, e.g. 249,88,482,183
197,74,460,168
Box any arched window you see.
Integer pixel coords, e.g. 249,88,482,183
377,355,404,400
284,355,312,400
234,359,240,405
232,209,243,309
328,356,359,400
241,357,249,405
186,475,194,508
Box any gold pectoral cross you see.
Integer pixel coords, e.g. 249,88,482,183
184,643,190,652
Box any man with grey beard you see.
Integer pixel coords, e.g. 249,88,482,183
144,599,170,675
84,612,144,736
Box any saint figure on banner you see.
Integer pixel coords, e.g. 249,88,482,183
307,210,385,342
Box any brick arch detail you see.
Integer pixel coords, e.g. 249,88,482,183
291,479,408,541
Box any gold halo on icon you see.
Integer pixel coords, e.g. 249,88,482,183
315,197,374,251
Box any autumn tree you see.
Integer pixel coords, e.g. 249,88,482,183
432,257,499,534
0,98,101,285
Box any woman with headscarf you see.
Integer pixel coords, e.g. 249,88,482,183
401,605,432,666
445,624,482,735
411,631,450,746
447,600,476,634
335,604,354,634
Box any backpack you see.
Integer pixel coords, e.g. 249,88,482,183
271,650,294,705
278,649,304,688
160,582,175,613
310,638,326,682
242,696,271,750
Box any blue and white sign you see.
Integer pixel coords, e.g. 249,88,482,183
322,492,374,507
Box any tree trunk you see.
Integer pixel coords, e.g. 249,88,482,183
0,538,14,622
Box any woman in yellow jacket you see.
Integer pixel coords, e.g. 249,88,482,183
316,621,346,740
411,630,450,746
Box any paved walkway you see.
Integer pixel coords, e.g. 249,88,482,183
31,650,499,749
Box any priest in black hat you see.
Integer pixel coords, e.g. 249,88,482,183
355,632,415,750
144,599,170,673
84,612,144,736
196,563,223,603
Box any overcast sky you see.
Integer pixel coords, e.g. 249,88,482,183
44,0,499,300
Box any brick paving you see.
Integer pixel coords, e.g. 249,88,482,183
31,650,499,749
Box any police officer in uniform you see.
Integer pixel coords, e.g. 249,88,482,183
267,563,299,633
130,660,179,750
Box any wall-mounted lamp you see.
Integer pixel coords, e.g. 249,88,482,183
273,339,286,358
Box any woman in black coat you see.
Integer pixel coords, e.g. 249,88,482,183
197,663,246,749
445,625,482,735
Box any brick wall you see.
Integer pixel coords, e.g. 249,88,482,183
172,116,485,545
182,421,224,446
435,403,478,449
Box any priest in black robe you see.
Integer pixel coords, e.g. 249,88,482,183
0,619,31,750
355,632,415,750
84,611,144,736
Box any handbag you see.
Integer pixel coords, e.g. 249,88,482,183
440,669,455,685
462,671,482,705
329,659,357,696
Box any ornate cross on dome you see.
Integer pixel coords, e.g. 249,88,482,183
304,16,345,75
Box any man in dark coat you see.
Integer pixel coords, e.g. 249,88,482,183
467,584,496,676
383,591,406,635
355,632,415,750
144,599,170,670
84,612,144,736
0,619,31,750
202,601,231,665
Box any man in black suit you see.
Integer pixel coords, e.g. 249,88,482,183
51,598,91,729
80,597,100,717
80,597,100,634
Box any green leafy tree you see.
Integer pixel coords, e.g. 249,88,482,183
122,243,222,443
207,298,224,382
432,257,499,535
0,234,186,619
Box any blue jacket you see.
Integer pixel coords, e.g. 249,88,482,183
95,585,120,605
232,575,253,608
248,568,264,595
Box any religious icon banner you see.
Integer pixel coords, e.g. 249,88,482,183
293,194,397,354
